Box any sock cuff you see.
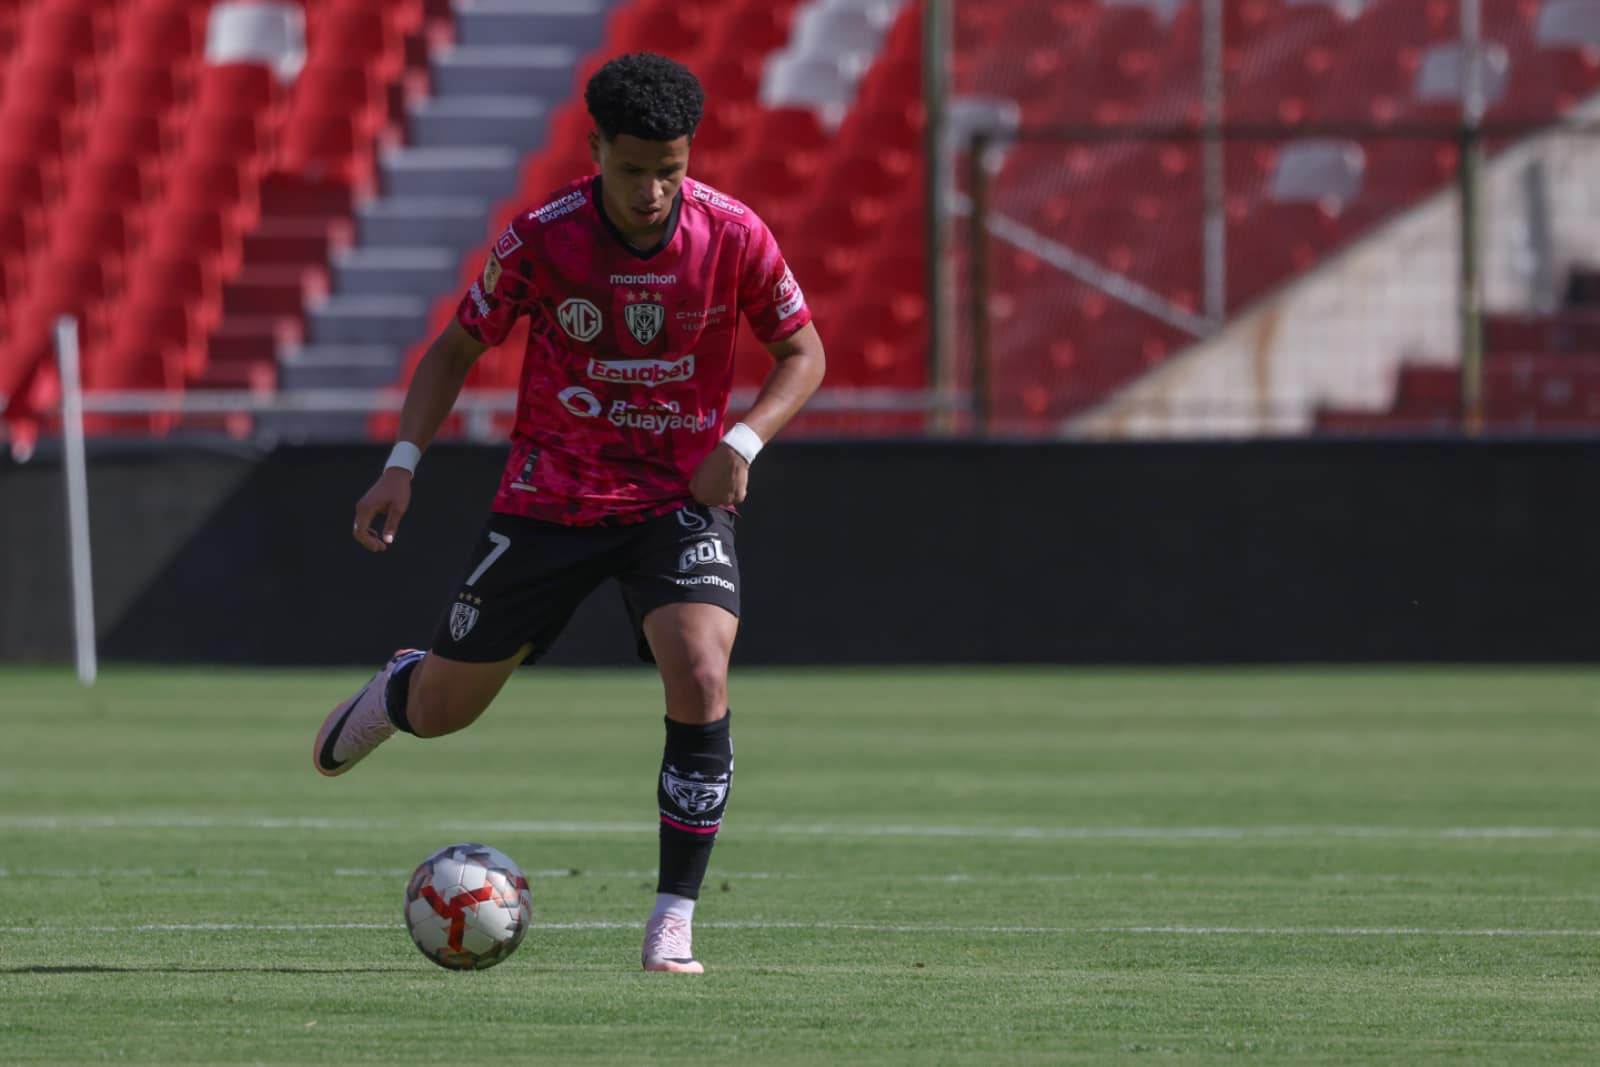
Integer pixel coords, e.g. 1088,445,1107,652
663,710,730,742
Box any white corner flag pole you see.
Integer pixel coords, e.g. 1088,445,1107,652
55,315,98,686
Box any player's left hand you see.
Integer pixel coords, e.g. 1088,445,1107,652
690,444,749,506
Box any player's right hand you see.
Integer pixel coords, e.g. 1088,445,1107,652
352,468,413,552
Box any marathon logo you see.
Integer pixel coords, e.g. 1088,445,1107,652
468,282,491,318
609,272,678,286
586,355,695,386
530,190,586,224
690,183,746,216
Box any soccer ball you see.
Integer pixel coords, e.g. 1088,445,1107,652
403,843,532,970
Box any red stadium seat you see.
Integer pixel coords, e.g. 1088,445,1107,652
99,60,185,126
2,63,88,123
121,3,201,65
84,110,168,173
0,110,68,180
291,63,384,138
181,111,269,171
0,157,47,211
278,111,370,190
14,5,106,72
145,206,236,280
191,62,278,120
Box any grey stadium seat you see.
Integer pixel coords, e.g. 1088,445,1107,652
1286,0,1371,18
205,1,306,83
791,7,890,58
1536,0,1600,49
760,53,859,111
1102,0,1189,25
1414,42,1511,108
1270,139,1367,212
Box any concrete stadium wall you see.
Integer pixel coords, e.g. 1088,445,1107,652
1073,101,1600,437
1,440,1595,665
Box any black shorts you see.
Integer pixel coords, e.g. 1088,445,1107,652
430,504,740,664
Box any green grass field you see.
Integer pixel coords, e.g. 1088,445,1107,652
1,666,1598,1065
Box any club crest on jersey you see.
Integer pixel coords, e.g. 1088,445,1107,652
558,298,602,343
625,297,665,345
449,602,480,642
662,767,728,816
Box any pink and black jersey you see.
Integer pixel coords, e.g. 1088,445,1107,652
454,175,811,526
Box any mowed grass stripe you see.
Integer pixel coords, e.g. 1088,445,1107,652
2,666,1598,1064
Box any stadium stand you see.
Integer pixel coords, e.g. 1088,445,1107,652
3,0,1600,442
959,0,1600,428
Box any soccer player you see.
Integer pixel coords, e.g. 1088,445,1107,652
311,53,824,974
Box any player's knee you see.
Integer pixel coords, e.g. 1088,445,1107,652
663,651,727,722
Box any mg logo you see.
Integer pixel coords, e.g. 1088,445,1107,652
558,298,602,343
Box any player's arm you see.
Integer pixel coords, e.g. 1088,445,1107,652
691,323,825,507
352,322,488,552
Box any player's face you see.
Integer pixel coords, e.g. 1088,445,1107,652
590,131,691,238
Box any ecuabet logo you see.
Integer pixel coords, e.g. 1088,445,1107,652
558,298,602,342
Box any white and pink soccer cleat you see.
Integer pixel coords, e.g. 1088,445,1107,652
313,649,423,777
641,911,704,974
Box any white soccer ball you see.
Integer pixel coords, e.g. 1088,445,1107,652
403,842,532,970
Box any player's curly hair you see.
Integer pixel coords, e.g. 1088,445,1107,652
585,52,705,142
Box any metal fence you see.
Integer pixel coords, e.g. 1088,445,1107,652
955,117,1600,437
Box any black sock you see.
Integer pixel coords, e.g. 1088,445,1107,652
384,655,420,735
656,712,732,899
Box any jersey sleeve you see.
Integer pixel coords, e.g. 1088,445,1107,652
737,217,812,344
455,220,537,346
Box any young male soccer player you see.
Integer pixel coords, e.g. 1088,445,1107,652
312,53,824,974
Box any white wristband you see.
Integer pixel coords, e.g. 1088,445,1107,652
721,422,763,464
385,441,422,475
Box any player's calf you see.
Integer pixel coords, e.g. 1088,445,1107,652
643,712,732,972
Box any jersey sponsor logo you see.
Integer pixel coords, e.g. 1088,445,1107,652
468,282,492,318
557,385,602,418
678,535,732,572
776,289,806,320
493,225,523,259
448,601,480,642
672,574,736,592
558,298,603,342
609,272,677,286
482,255,502,292
676,305,728,323
624,299,665,345
773,266,799,304
661,766,730,815
607,398,717,435
530,190,586,223
586,354,695,386
689,183,746,216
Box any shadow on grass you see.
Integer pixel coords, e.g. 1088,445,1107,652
5,964,416,974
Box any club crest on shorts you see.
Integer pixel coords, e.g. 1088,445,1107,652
449,601,480,642
661,767,728,815
624,296,665,345
675,506,710,532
